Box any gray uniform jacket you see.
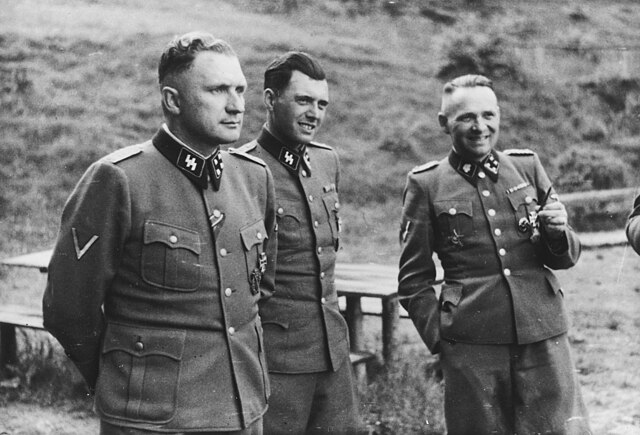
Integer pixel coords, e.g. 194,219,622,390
43,128,277,432
398,149,581,354
238,128,350,373
626,194,640,254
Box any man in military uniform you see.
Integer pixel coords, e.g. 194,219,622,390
398,74,591,434
626,196,640,253
238,52,358,434
43,32,276,435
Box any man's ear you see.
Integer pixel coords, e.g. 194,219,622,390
264,88,276,112
161,86,180,115
438,113,449,133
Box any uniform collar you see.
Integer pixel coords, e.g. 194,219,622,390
257,128,311,175
448,149,500,186
153,125,223,190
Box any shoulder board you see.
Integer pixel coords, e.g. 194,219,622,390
411,160,439,174
233,142,258,154
227,147,266,166
307,141,333,150
106,145,143,164
504,148,535,156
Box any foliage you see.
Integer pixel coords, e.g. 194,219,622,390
554,146,633,193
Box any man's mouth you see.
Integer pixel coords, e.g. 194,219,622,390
299,122,316,132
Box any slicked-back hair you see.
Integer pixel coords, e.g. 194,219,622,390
158,31,236,85
440,74,495,113
264,51,325,93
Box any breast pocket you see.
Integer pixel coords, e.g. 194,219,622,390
276,200,303,249
434,200,473,248
507,186,538,238
141,220,201,291
96,322,186,424
240,219,268,296
322,193,341,251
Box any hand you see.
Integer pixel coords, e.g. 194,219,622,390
536,200,568,239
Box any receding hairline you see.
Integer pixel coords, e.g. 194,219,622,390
440,74,497,115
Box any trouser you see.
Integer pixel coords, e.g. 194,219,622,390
263,358,359,434
440,333,591,435
100,418,262,435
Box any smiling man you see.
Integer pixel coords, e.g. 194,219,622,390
398,75,591,434
239,52,358,434
43,32,276,434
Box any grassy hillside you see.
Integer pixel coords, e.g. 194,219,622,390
1,0,640,256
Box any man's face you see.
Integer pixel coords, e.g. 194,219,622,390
268,70,329,146
439,86,500,161
175,52,247,151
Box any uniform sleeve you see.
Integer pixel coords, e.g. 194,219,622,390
626,194,640,255
42,161,131,390
397,173,441,354
259,164,277,300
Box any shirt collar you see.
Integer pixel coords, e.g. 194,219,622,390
448,149,500,186
257,127,310,175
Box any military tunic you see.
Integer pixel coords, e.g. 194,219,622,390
626,194,640,254
399,149,590,434
238,128,357,434
398,149,580,352
43,127,276,432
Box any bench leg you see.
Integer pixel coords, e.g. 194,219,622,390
344,296,367,384
381,297,399,367
0,323,18,376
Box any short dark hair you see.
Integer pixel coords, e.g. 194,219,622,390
263,51,325,93
442,74,494,95
158,31,236,85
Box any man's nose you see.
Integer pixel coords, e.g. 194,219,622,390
227,92,245,113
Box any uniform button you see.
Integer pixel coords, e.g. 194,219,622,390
320,272,325,279
448,208,457,215
494,229,502,236
482,190,490,197
335,202,340,209
134,341,144,351
277,207,284,215
488,209,496,217
478,171,486,179
225,288,232,297
317,247,323,254
321,297,326,304
525,196,533,204
213,209,222,218
169,235,178,244
220,248,228,256
256,232,263,240
301,169,308,177
308,195,314,202
228,327,235,335
314,221,319,228
499,248,506,256
504,268,511,276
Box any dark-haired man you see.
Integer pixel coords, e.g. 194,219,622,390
398,74,591,434
43,32,276,434
239,52,358,434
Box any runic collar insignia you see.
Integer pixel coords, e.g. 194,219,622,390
448,149,500,186
257,128,310,175
153,127,223,190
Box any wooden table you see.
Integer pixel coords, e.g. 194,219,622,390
2,250,405,367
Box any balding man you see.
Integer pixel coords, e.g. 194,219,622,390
398,74,591,434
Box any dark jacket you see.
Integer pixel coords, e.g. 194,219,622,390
43,128,276,431
238,129,350,373
626,194,640,254
398,149,580,354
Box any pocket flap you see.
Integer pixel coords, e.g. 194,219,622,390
441,283,463,306
543,267,563,294
102,323,186,361
507,186,537,211
240,219,268,251
322,193,340,213
434,200,473,218
143,221,201,255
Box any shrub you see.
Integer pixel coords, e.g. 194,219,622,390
554,146,632,193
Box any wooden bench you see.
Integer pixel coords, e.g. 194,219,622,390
1,250,400,378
